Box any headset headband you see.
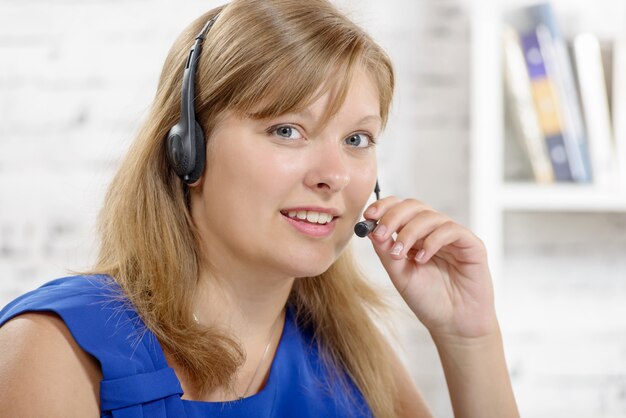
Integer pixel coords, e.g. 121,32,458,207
165,14,219,184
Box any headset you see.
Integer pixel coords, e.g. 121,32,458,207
165,15,219,185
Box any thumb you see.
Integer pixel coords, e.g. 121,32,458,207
368,234,412,289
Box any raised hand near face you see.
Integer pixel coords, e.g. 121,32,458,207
365,197,498,342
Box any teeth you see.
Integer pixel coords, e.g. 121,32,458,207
306,211,319,223
285,210,334,224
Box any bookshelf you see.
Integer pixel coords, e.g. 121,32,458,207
500,183,626,212
469,0,626,284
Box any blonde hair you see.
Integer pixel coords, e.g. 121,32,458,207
86,0,397,416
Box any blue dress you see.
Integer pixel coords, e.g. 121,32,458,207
0,275,373,417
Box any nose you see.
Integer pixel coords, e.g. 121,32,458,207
304,145,350,194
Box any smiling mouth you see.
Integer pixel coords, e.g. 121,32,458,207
280,210,336,225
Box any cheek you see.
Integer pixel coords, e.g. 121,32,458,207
349,162,378,205
222,144,304,201
259,154,304,185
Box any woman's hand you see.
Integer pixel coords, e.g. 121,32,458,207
364,196,497,341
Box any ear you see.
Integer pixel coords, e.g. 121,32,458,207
186,176,204,189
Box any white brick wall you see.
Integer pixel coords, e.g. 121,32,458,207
2,1,626,417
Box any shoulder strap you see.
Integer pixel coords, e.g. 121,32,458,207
0,275,187,417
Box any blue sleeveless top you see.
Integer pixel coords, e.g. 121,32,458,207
0,275,372,418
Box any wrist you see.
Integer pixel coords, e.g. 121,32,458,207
431,326,503,354
430,321,520,418
428,312,501,348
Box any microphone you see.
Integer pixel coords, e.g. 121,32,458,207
354,180,381,238
354,219,378,237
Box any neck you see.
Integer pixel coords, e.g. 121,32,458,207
192,263,294,341
186,265,293,401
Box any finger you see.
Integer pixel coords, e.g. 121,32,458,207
433,232,488,266
371,199,435,242
368,233,411,289
368,231,395,254
362,196,402,220
406,245,424,260
417,221,476,264
387,211,450,260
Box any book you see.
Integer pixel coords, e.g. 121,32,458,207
508,3,594,183
573,32,616,188
519,28,573,181
503,25,554,183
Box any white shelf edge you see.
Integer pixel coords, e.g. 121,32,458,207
499,183,626,212
469,0,505,286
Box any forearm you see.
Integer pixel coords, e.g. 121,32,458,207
433,325,519,418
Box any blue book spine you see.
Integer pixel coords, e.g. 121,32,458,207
519,30,574,181
525,3,593,182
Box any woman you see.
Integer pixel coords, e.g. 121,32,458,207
0,0,519,417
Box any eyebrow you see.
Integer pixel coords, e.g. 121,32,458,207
291,109,382,126
356,115,383,125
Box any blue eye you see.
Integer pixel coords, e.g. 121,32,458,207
270,125,303,140
345,133,373,148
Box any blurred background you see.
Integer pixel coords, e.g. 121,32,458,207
1,0,626,416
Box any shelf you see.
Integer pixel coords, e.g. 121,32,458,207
499,183,626,212
469,0,626,283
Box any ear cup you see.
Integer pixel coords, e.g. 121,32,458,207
184,120,206,184
166,123,190,177
165,120,205,184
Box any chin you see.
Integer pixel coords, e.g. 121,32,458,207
274,236,351,278
297,265,333,279
282,253,337,279
286,262,333,279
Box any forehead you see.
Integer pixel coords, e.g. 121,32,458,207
298,70,381,127
251,67,382,128
238,63,380,118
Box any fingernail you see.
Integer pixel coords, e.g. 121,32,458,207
373,224,387,238
416,249,426,261
390,242,404,256
365,207,377,217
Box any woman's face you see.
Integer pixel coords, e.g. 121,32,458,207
190,68,381,280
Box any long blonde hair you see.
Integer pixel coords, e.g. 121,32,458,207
87,1,398,416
